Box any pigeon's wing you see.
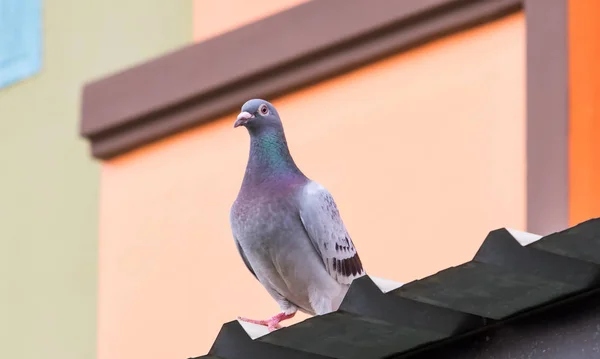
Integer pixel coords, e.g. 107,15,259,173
234,237,257,280
298,181,365,285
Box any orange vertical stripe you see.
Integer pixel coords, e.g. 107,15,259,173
569,0,600,225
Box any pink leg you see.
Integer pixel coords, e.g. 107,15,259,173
237,312,296,332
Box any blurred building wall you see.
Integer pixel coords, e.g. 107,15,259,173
568,0,600,225
0,1,191,359
96,13,525,359
193,0,309,41
77,0,600,358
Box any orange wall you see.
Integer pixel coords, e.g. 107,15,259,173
98,13,525,359
568,0,600,225
193,0,308,41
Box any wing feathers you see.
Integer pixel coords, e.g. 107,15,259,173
299,181,365,285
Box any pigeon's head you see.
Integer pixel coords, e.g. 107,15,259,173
234,99,282,133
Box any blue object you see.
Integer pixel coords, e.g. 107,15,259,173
0,0,42,89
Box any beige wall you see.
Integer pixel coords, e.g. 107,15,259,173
0,2,191,359
97,13,525,359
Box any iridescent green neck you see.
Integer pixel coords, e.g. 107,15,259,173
243,127,303,185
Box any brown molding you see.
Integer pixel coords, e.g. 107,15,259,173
80,0,522,160
525,0,569,235
80,0,570,235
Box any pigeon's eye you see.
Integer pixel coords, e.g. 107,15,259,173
259,104,269,116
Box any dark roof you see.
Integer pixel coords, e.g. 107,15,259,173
193,218,600,359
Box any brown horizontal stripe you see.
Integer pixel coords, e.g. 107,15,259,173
80,0,522,159
80,0,571,235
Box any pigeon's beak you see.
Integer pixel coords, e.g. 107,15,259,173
234,111,254,128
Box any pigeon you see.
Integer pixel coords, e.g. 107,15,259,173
230,99,365,331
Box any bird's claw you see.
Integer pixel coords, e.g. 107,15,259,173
267,322,282,332
237,316,281,331
237,311,295,332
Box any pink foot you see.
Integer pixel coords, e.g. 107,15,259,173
237,312,296,332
